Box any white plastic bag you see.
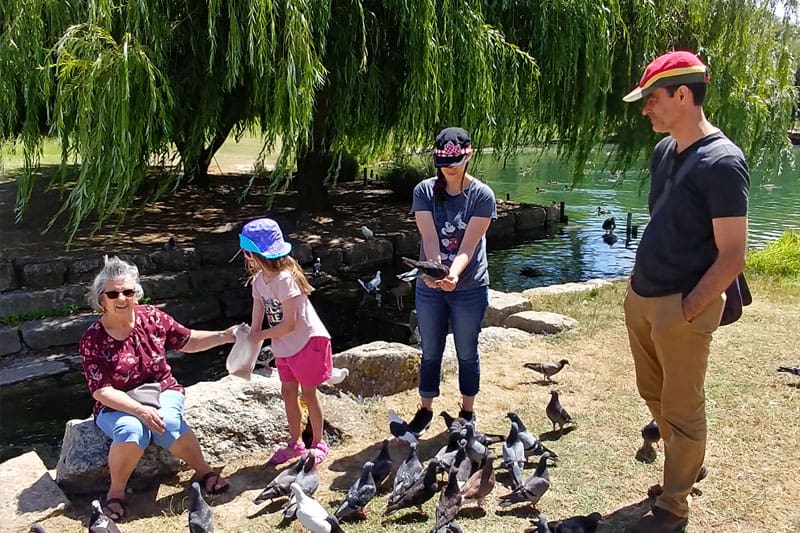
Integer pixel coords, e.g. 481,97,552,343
226,324,263,380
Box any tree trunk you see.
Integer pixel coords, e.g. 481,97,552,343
294,152,333,212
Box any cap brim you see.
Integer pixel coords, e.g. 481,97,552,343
434,155,468,168
623,86,643,102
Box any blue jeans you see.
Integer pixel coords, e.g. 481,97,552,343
415,284,489,398
95,389,189,450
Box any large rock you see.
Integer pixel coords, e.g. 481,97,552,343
55,375,364,494
444,326,533,358
483,289,532,327
342,239,394,269
0,326,22,356
19,315,98,351
55,418,180,494
0,451,70,531
140,272,192,300
0,285,86,319
505,311,578,334
22,261,68,289
522,278,614,297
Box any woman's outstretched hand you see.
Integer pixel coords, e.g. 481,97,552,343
220,323,241,343
136,405,166,434
433,274,459,292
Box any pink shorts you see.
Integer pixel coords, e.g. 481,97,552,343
275,337,333,387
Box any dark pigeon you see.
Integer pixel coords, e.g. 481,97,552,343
778,365,800,376
389,409,418,445
401,257,450,281
524,359,570,382
546,390,575,433
391,442,423,500
523,513,549,533
384,461,440,517
254,454,306,503
30,526,49,533
548,511,603,532
641,419,660,444
89,499,122,533
431,469,463,533
370,439,393,488
460,452,496,508
498,452,552,511
334,461,377,521
188,481,214,533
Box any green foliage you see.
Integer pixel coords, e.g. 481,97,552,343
1,0,797,241
0,303,82,327
747,229,800,277
380,158,433,200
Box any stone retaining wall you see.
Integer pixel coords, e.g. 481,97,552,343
0,202,562,357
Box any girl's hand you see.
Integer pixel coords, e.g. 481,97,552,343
434,274,459,292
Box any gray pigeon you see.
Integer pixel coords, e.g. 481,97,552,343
548,511,603,532
388,409,418,445
433,431,463,473
334,461,377,521
391,442,422,499
291,482,347,533
506,412,557,458
524,359,569,382
188,481,214,533
449,439,472,489
313,257,322,277
460,452,496,509
89,499,122,533
401,257,450,281
546,390,575,433
461,424,488,466
30,526,48,533
357,270,381,293
498,452,553,511
431,469,463,533
253,454,306,503
370,439,393,488
283,453,320,519
384,461,440,517
523,513,549,533
778,365,800,376
502,421,526,490
441,411,503,446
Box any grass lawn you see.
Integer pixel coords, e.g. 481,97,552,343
37,268,800,533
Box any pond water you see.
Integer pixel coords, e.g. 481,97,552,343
474,145,800,292
2,145,797,468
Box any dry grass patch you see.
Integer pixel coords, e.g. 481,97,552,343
38,276,800,532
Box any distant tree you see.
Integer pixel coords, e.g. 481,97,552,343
1,0,797,240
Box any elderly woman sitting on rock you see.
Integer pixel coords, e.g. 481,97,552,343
79,256,239,521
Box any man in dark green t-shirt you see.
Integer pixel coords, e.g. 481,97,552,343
622,51,749,533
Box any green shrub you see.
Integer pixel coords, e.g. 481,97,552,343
747,229,800,277
381,158,433,200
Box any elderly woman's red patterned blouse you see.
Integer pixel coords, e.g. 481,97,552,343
79,305,191,417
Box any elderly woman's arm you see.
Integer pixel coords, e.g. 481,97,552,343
92,386,167,433
181,324,239,353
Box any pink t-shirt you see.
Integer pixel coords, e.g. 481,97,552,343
79,305,190,417
251,271,330,357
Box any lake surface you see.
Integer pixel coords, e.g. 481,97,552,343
474,145,800,292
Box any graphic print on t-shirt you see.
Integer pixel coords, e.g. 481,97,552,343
263,297,284,327
439,210,468,262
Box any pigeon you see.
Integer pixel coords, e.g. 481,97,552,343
461,424,488,466
313,257,322,277
548,511,603,532
432,430,463,472
334,461,377,521
602,217,616,232
188,481,214,533
641,419,660,444
432,469,463,533
388,409,418,445
778,365,800,376
324,367,350,386
283,452,320,519
523,513,550,533
384,460,440,517
502,421,526,490
164,236,177,250
498,452,552,511
401,257,450,281
391,442,423,499
357,270,381,293
547,390,575,433
523,359,570,382
30,526,49,533
291,482,347,533
361,225,374,239
370,439,393,488
253,454,306,503
449,439,473,489
89,499,122,533
460,452,496,508
390,281,412,309
506,412,557,458
440,411,503,446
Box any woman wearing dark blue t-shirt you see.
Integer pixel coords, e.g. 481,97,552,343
405,127,497,436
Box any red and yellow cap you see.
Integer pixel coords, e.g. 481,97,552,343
623,50,709,103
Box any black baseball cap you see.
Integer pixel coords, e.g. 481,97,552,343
434,127,472,168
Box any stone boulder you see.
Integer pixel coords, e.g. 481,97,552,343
504,311,578,334
0,451,70,531
472,326,534,352
483,289,532,327
333,341,457,397
55,375,364,494
522,278,614,297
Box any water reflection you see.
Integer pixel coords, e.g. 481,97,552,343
474,146,800,292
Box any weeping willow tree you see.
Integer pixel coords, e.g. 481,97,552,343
1,0,797,240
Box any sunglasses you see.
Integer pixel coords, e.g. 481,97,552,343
104,289,136,299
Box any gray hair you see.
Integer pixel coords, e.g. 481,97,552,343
88,256,145,312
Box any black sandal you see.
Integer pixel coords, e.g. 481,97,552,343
197,471,230,495
103,497,126,521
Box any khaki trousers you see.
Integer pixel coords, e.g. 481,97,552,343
624,283,724,518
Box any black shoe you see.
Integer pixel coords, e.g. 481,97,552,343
458,408,476,427
408,407,434,436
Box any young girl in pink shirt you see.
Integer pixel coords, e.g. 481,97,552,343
239,218,333,464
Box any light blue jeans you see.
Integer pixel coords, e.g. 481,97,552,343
95,389,189,450
415,284,489,398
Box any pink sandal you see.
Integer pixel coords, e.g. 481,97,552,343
310,441,329,464
268,441,306,465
